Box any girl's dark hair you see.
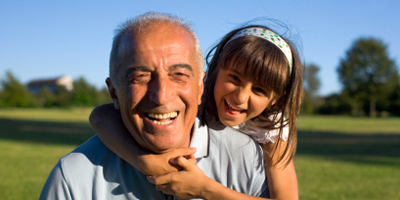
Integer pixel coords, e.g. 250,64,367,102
201,25,303,167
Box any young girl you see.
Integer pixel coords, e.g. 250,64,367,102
90,25,303,199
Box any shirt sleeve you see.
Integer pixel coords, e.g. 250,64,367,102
39,160,72,200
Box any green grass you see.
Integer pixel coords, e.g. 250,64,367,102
0,110,399,199
296,115,400,199
297,115,400,134
0,107,93,122
0,108,96,200
296,155,400,199
0,140,76,200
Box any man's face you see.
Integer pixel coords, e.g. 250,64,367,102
108,23,204,153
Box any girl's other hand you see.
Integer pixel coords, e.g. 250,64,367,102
147,156,211,199
139,147,197,176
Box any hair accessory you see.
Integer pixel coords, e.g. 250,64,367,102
228,27,293,73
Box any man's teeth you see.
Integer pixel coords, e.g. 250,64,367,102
226,101,243,111
153,120,173,125
148,112,178,119
147,112,178,125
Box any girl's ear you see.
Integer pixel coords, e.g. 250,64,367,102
106,77,120,110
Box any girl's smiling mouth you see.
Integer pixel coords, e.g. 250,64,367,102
224,99,246,116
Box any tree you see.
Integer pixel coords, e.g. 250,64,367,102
337,37,399,117
0,71,35,107
71,77,98,106
388,83,400,116
96,87,112,106
318,92,352,115
53,85,72,107
36,86,55,107
301,63,321,114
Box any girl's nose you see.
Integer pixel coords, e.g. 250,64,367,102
234,86,251,105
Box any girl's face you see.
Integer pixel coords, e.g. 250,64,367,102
214,66,276,127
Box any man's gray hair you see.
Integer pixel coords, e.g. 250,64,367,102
109,12,204,85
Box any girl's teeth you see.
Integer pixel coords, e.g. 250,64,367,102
226,101,242,111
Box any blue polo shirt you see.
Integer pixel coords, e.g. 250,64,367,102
39,118,269,200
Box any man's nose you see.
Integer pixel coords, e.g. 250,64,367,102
149,75,174,105
234,85,251,105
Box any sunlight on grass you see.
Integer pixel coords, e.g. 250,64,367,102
0,107,94,122
297,115,400,134
0,140,76,200
0,109,399,200
295,155,400,200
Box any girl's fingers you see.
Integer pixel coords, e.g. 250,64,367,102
147,173,171,186
186,153,197,165
169,156,194,171
155,184,167,192
170,147,197,158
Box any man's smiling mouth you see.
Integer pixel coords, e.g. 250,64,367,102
146,112,178,125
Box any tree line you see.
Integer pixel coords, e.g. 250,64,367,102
301,37,400,117
0,72,111,108
1,37,399,116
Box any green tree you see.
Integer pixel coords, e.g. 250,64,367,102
388,83,400,116
0,71,35,107
71,77,98,106
96,87,112,106
301,63,321,114
337,37,399,117
36,86,55,107
318,92,352,115
54,85,72,107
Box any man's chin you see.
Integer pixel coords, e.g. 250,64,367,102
143,135,189,153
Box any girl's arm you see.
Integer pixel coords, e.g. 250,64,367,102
148,141,298,200
147,156,268,200
262,141,299,200
89,103,197,176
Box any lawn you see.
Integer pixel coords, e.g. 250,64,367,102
0,108,399,199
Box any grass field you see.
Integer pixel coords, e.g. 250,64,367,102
0,108,399,199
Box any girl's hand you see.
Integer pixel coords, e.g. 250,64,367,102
147,156,212,199
138,147,197,176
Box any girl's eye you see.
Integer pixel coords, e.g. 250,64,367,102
229,74,241,82
253,87,267,95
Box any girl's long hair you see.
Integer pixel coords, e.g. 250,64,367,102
201,25,303,166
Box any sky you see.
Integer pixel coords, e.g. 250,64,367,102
0,0,399,96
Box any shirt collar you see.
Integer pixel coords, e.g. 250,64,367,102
189,117,209,159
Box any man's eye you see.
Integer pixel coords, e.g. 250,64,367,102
172,72,190,82
175,72,187,77
130,73,151,83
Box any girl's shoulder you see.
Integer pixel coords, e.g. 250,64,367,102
235,113,289,144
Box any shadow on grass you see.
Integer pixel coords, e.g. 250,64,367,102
1,117,399,166
0,117,96,146
297,130,400,166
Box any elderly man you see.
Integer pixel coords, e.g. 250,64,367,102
40,12,268,199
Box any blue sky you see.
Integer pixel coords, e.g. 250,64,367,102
1,0,399,96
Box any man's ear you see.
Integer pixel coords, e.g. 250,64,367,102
198,72,206,105
106,77,120,110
